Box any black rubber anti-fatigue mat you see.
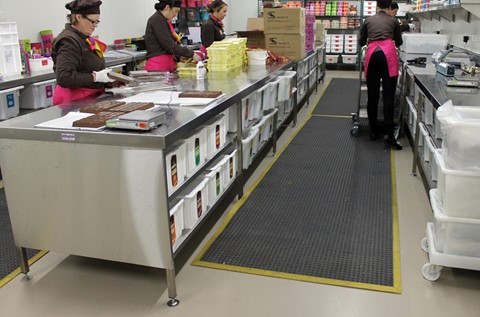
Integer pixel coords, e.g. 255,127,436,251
196,116,398,290
313,78,360,116
1,187,39,280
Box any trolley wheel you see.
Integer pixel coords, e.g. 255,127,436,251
351,113,359,123
422,263,442,281
421,237,429,253
350,125,360,136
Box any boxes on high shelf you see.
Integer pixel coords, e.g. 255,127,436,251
265,33,305,60
263,8,306,34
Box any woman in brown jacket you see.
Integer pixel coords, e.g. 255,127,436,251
200,0,228,57
144,0,201,72
52,0,115,105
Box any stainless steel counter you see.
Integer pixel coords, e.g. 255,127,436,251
0,62,295,150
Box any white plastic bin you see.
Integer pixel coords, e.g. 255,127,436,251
261,108,278,142
255,85,268,114
401,34,449,54
407,98,417,137
206,115,227,158
263,80,279,111
29,57,53,73
277,71,296,101
206,163,224,207
342,55,357,64
423,134,437,164
183,178,209,229
0,86,23,120
223,149,237,187
430,189,480,257
418,122,427,149
0,43,22,77
185,128,208,176
19,79,56,109
241,128,259,169
434,149,480,219
252,117,267,147
166,143,187,195
325,54,339,64
169,199,184,246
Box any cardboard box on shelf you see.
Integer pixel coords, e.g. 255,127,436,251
247,18,264,31
236,31,265,49
265,33,305,60
263,8,306,34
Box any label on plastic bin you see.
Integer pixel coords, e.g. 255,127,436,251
195,138,200,166
6,93,14,108
171,155,178,187
229,157,234,178
170,215,176,244
46,85,53,98
216,172,221,195
215,124,220,149
197,191,203,218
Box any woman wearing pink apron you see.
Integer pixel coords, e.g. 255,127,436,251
200,0,228,59
144,0,201,72
52,0,115,106
359,0,403,150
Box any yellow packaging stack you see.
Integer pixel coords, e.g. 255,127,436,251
206,38,247,71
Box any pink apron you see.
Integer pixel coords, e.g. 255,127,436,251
53,86,104,106
145,55,176,72
364,39,399,79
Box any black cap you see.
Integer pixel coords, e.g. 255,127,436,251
65,0,102,14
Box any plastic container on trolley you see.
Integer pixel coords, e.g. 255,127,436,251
185,127,208,177
205,115,227,158
261,108,278,142
277,71,296,101
206,162,224,207
0,86,23,120
19,79,56,109
183,178,209,229
254,85,268,117
241,128,259,169
263,80,280,111
434,149,480,219
252,117,267,148
169,199,185,247
223,149,237,187
166,142,187,195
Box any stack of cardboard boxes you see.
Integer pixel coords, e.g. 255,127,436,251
263,8,306,60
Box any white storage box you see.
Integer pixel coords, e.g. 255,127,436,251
169,199,184,246
0,86,23,120
223,149,238,187
0,32,18,44
29,57,53,73
206,163,224,207
423,134,437,164
249,88,264,121
430,189,480,257
263,80,279,111
400,34,449,54
166,143,187,195
241,128,259,169
407,98,417,137
436,103,480,169
297,77,308,99
206,115,227,158
252,117,267,147
183,178,209,229
261,108,278,142
342,55,357,64
419,122,428,149
0,43,22,77
277,71,296,101
277,100,286,123
434,150,480,219
238,92,256,127
326,55,339,64
185,128,208,176
19,79,56,109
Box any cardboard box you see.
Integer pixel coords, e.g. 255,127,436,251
265,33,305,60
236,31,265,48
263,8,305,34
247,18,264,31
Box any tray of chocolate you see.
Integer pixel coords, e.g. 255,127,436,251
110,102,155,112
79,100,126,113
72,111,126,128
178,90,223,98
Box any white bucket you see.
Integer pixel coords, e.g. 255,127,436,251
247,50,267,66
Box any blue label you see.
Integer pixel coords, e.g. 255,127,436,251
6,93,14,108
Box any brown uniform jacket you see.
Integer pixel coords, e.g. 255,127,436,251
52,24,105,89
201,16,225,49
359,11,403,48
145,11,194,59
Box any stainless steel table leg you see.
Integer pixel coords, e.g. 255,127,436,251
166,267,179,307
17,247,32,281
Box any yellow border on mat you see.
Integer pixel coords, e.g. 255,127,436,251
193,78,402,294
0,250,48,288
0,181,49,288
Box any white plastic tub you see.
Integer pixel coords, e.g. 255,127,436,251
166,143,187,195
206,115,227,158
185,128,208,176
434,150,480,219
206,163,224,207
19,79,56,109
423,133,437,164
169,199,184,246
252,117,267,147
418,122,427,149
223,149,237,187
241,128,259,169
277,71,296,101
29,57,53,73
407,98,417,137
261,108,278,142
325,54,339,64
0,86,23,120
247,49,267,66
0,43,22,77
263,80,279,111
183,178,209,229
430,189,480,257
342,55,357,64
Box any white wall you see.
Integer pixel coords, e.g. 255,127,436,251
418,13,480,54
0,0,260,43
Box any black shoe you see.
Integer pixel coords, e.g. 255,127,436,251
384,136,403,150
370,132,380,140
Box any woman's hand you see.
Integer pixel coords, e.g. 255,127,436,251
192,53,202,62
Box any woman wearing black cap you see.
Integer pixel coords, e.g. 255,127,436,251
200,0,228,57
144,0,201,72
52,0,116,105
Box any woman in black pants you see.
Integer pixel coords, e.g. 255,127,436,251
359,0,403,150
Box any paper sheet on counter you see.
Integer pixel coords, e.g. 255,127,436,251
34,112,104,131
119,91,224,106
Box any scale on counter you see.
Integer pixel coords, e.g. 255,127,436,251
105,110,166,131
446,76,480,88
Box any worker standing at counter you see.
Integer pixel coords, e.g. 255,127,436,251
52,0,114,105
359,0,403,150
200,0,228,57
144,0,201,72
